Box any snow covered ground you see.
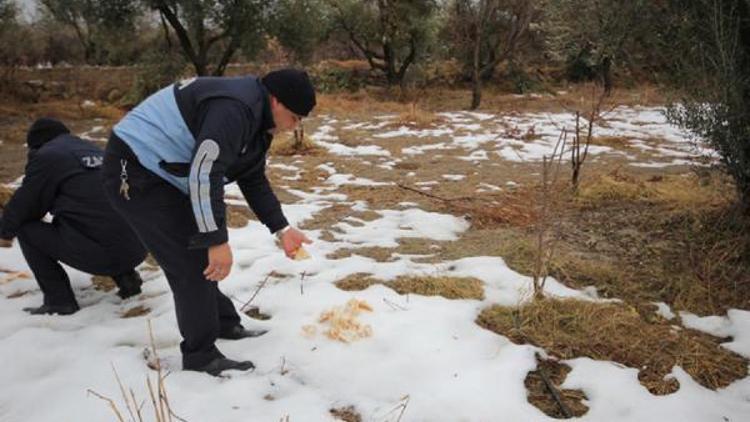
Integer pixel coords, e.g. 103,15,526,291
1,106,749,421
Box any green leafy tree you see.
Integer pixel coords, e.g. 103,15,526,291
40,0,141,64
326,0,439,87
665,0,750,213
145,0,269,76
0,0,19,67
269,0,330,65
542,0,663,87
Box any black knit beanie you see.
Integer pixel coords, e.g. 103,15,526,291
261,69,316,117
27,118,70,149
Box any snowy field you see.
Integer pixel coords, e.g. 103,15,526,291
1,106,749,421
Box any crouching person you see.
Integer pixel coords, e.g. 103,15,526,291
0,118,147,315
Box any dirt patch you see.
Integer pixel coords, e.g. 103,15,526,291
525,357,589,419
335,273,485,300
477,298,747,394
244,306,272,321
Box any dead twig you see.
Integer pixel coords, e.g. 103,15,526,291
87,389,127,422
240,273,272,313
535,355,573,418
383,297,408,311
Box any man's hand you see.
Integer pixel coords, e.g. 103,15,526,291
279,227,312,259
204,242,233,282
0,238,12,248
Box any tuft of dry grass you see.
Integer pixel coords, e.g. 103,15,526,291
268,129,324,156
330,406,362,422
477,298,748,394
577,173,652,202
121,305,151,318
335,273,485,300
327,247,397,262
393,103,444,128
335,273,380,291
91,275,116,292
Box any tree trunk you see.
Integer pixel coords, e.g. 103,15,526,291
470,1,487,110
470,55,482,110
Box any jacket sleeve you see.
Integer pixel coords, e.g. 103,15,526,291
187,99,248,249
0,151,71,239
237,161,289,234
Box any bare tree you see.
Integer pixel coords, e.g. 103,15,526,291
448,0,537,109
532,129,567,298
570,85,608,190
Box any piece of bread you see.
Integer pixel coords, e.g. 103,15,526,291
294,247,311,261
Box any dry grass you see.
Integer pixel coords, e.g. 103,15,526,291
442,190,540,229
393,103,444,128
327,247,397,262
335,273,485,300
226,205,254,228
330,406,362,422
477,298,748,394
474,169,750,316
121,305,151,318
589,135,633,148
577,171,733,207
268,129,325,156
91,275,116,292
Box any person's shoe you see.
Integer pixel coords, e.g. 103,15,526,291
113,270,143,299
218,325,268,340
23,303,79,315
189,357,255,377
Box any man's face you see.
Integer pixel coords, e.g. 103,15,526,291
269,96,302,133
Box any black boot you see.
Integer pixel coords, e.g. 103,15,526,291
188,357,255,376
23,303,79,315
112,269,143,299
219,325,268,340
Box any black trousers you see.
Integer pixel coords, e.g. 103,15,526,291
102,135,241,369
16,220,141,307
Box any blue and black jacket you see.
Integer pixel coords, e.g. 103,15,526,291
113,76,288,249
